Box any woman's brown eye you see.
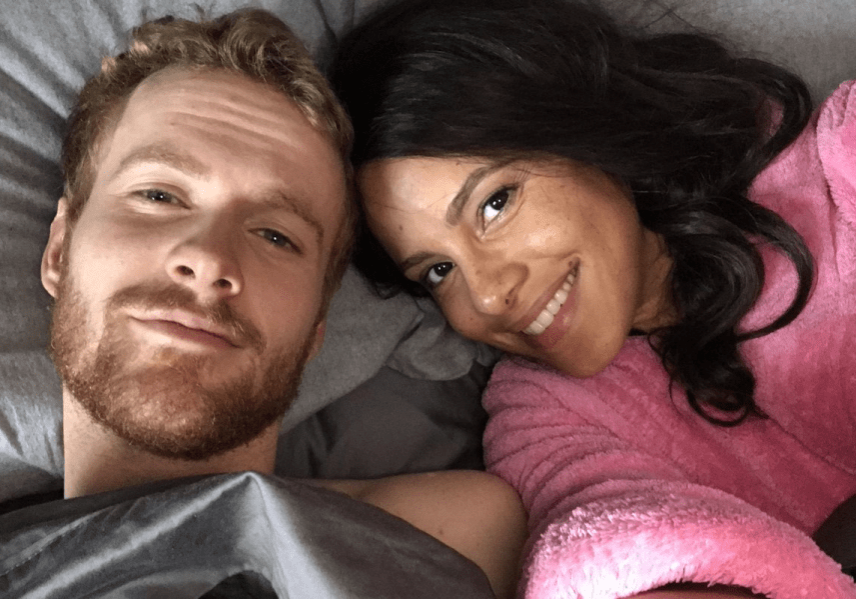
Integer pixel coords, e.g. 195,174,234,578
482,188,511,223
425,261,454,287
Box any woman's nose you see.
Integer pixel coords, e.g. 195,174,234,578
466,259,527,316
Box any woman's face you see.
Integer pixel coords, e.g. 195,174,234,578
359,157,674,377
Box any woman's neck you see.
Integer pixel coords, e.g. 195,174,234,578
632,229,678,333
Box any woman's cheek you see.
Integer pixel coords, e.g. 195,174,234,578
523,219,568,256
440,291,487,340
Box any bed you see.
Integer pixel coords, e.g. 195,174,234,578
1,0,854,596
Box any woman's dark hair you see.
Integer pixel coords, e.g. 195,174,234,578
330,0,814,425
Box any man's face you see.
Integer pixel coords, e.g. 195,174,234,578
41,67,347,460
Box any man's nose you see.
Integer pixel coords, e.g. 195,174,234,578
465,258,527,316
165,220,243,300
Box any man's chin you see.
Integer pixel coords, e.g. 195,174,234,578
67,353,301,462
50,276,314,462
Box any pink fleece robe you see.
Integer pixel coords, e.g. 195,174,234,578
483,81,856,598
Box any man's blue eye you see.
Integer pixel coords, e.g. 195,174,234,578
259,229,295,249
144,189,176,203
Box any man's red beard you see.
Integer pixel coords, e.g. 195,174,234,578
49,270,317,461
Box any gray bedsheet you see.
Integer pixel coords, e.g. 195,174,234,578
0,472,494,598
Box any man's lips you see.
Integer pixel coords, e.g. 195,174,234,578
128,309,240,349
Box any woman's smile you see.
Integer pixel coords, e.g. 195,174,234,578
521,263,578,336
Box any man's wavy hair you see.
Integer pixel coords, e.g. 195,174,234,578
63,8,356,309
332,0,815,425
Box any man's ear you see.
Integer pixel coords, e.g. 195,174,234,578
307,319,327,362
41,198,71,298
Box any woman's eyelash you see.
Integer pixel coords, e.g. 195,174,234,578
480,186,515,224
422,261,454,288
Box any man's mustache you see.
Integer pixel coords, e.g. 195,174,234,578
107,283,264,351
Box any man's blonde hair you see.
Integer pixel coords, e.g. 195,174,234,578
62,9,355,308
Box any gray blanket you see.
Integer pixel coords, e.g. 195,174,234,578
0,472,494,598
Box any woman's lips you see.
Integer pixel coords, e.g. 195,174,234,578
523,269,577,335
523,264,580,350
523,265,579,336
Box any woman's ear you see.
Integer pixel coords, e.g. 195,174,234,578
41,198,71,298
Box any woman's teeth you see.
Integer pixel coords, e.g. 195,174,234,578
523,271,576,335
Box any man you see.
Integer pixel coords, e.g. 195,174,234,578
33,9,524,598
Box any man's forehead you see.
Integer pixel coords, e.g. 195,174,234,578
88,66,348,246
106,66,343,179
126,66,322,141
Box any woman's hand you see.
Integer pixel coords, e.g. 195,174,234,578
636,583,767,598
317,470,528,599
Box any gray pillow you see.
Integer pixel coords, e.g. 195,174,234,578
600,0,856,101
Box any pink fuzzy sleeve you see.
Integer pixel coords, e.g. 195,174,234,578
525,480,856,598
483,359,856,598
817,81,856,262
817,80,856,232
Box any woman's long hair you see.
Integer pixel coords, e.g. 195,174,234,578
331,0,814,425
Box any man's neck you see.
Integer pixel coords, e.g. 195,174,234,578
62,393,279,498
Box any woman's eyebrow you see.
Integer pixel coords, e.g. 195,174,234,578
444,160,511,226
399,250,433,273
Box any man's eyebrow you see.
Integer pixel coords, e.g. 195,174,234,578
114,143,209,178
444,160,511,226
259,192,325,248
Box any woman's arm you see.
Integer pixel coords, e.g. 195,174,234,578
317,470,527,599
637,583,765,598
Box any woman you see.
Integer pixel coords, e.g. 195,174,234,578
331,0,856,597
